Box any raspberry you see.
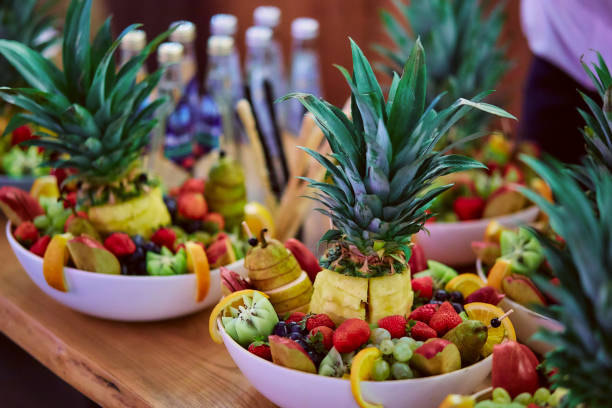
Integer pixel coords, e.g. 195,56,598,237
14,221,39,246
104,233,136,257
408,304,439,324
247,342,272,361
378,315,407,338
408,320,437,341
305,314,336,331
30,235,51,257
151,228,177,251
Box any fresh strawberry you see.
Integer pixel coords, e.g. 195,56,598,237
151,228,177,250
309,326,333,350
378,315,407,338
30,235,51,257
177,192,207,220
14,221,39,246
453,196,486,221
202,212,224,231
429,301,463,336
285,312,306,324
465,286,505,305
408,304,439,324
180,178,205,195
11,125,35,147
104,233,136,257
62,192,77,208
247,341,272,361
332,318,370,353
527,404,539,408
305,314,336,331
411,275,433,299
408,320,437,341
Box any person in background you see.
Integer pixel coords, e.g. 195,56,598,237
520,0,612,163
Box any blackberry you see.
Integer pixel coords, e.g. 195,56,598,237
163,195,177,220
126,246,145,264
131,235,146,247
290,324,303,334
144,242,161,254
289,332,303,341
273,321,288,337
449,291,464,304
434,289,449,301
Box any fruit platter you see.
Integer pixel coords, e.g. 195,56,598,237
473,221,563,354
208,39,525,408
0,1,265,321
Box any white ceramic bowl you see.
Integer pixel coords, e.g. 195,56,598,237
416,206,539,266
7,222,246,321
475,259,562,355
219,322,492,408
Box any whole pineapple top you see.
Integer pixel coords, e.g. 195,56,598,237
577,52,611,176
285,39,514,277
0,0,170,191
375,0,509,136
520,156,611,408
0,0,58,93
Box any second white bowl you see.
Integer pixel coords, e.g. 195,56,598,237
7,222,246,321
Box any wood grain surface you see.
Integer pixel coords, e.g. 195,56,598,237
0,220,275,408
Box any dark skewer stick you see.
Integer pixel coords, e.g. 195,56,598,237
263,79,290,190
243,84,282,197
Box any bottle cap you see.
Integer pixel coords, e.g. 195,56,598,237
121,30,146,52
169,21,196,43
245,26,272,47
157,42,184,64
291,18,319,40
207,35,234,56
254,6,281,28
210,14,238,36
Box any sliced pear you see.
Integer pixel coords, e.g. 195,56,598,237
248,253,299,280
250,263,301,291
265,271,312,304
66,235,120,275
273,287,314,312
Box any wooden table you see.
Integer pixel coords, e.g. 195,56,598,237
0,220,275,408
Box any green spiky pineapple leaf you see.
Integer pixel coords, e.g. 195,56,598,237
283,39,513,263
520,155,612,408
374,0,509,138
0,0,172,187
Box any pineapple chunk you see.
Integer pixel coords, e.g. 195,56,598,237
368,269,413,324
88,187,171,238
309,269,367,324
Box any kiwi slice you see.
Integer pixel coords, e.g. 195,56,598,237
500,227,543,275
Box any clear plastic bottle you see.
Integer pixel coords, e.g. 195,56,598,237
205,35,239,159
245,26,286,190
288,18,322,135
119,29,147,83
155,42,195,170
210,14,243,103
254,6,287,127
169,21,199,107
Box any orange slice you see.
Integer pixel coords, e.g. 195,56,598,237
208,289,269,344
445,273,485,297
30,175,60,200
43,234,71,292
484,220,505,244
185,241,211,302
486,258,511,290
350,347,383,408
464,302,516,357
439,395,474,408
244,201,275,238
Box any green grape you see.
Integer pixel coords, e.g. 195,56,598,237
392,342,413,362
46,202,62,217
33,215,49,230
533,388,550,405
369,328,391,345
371,359,390,381
52,213,67,231
513,392,532,405
547,388,567,407
492,387,511,403
379,339,394,355
391,362,413,380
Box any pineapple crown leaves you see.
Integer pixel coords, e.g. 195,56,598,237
576,51,612,176
282,39,515,255
519,155,612,407
0,0,59,92
374,0,510,136
0,0,173,186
